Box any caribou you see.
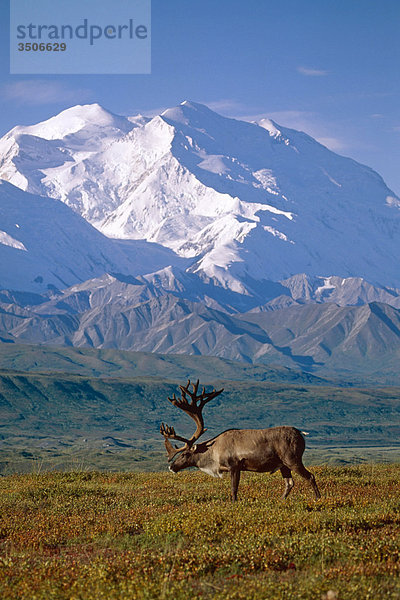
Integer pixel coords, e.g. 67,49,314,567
160,379,321,501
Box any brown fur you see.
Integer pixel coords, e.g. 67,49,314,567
169,426,321,501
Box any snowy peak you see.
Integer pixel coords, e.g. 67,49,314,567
12,103,134,141
257,118,282,138
161,99,229,128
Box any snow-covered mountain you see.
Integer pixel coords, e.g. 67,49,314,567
1,101,399,293
0,180,186,292
1,100,400,377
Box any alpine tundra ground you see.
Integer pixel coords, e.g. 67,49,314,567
0,466,399,600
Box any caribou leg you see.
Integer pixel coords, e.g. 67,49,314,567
230,468,241,502
280,466,294,499
290,463,321,499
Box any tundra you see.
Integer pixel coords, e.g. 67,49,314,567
160,379,321,501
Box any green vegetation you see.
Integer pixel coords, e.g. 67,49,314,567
0,345,398,597
0,466,399,599
1,368,400,474
0,343,399,474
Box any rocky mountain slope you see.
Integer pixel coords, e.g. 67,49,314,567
1,272,400,379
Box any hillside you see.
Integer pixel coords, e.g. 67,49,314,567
1,359,399,474
0,343,324,383
2,297,400,382
0,181,138,292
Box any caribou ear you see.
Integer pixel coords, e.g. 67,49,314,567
192,444,197,451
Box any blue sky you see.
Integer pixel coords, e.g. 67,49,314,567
1,0,399,194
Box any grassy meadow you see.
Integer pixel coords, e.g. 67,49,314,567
1,344,399,597
0,465,399,600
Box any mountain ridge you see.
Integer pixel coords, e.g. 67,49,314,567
2,278,400,381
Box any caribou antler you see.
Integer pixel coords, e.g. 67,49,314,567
159,422,191,462
160,379,224,461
